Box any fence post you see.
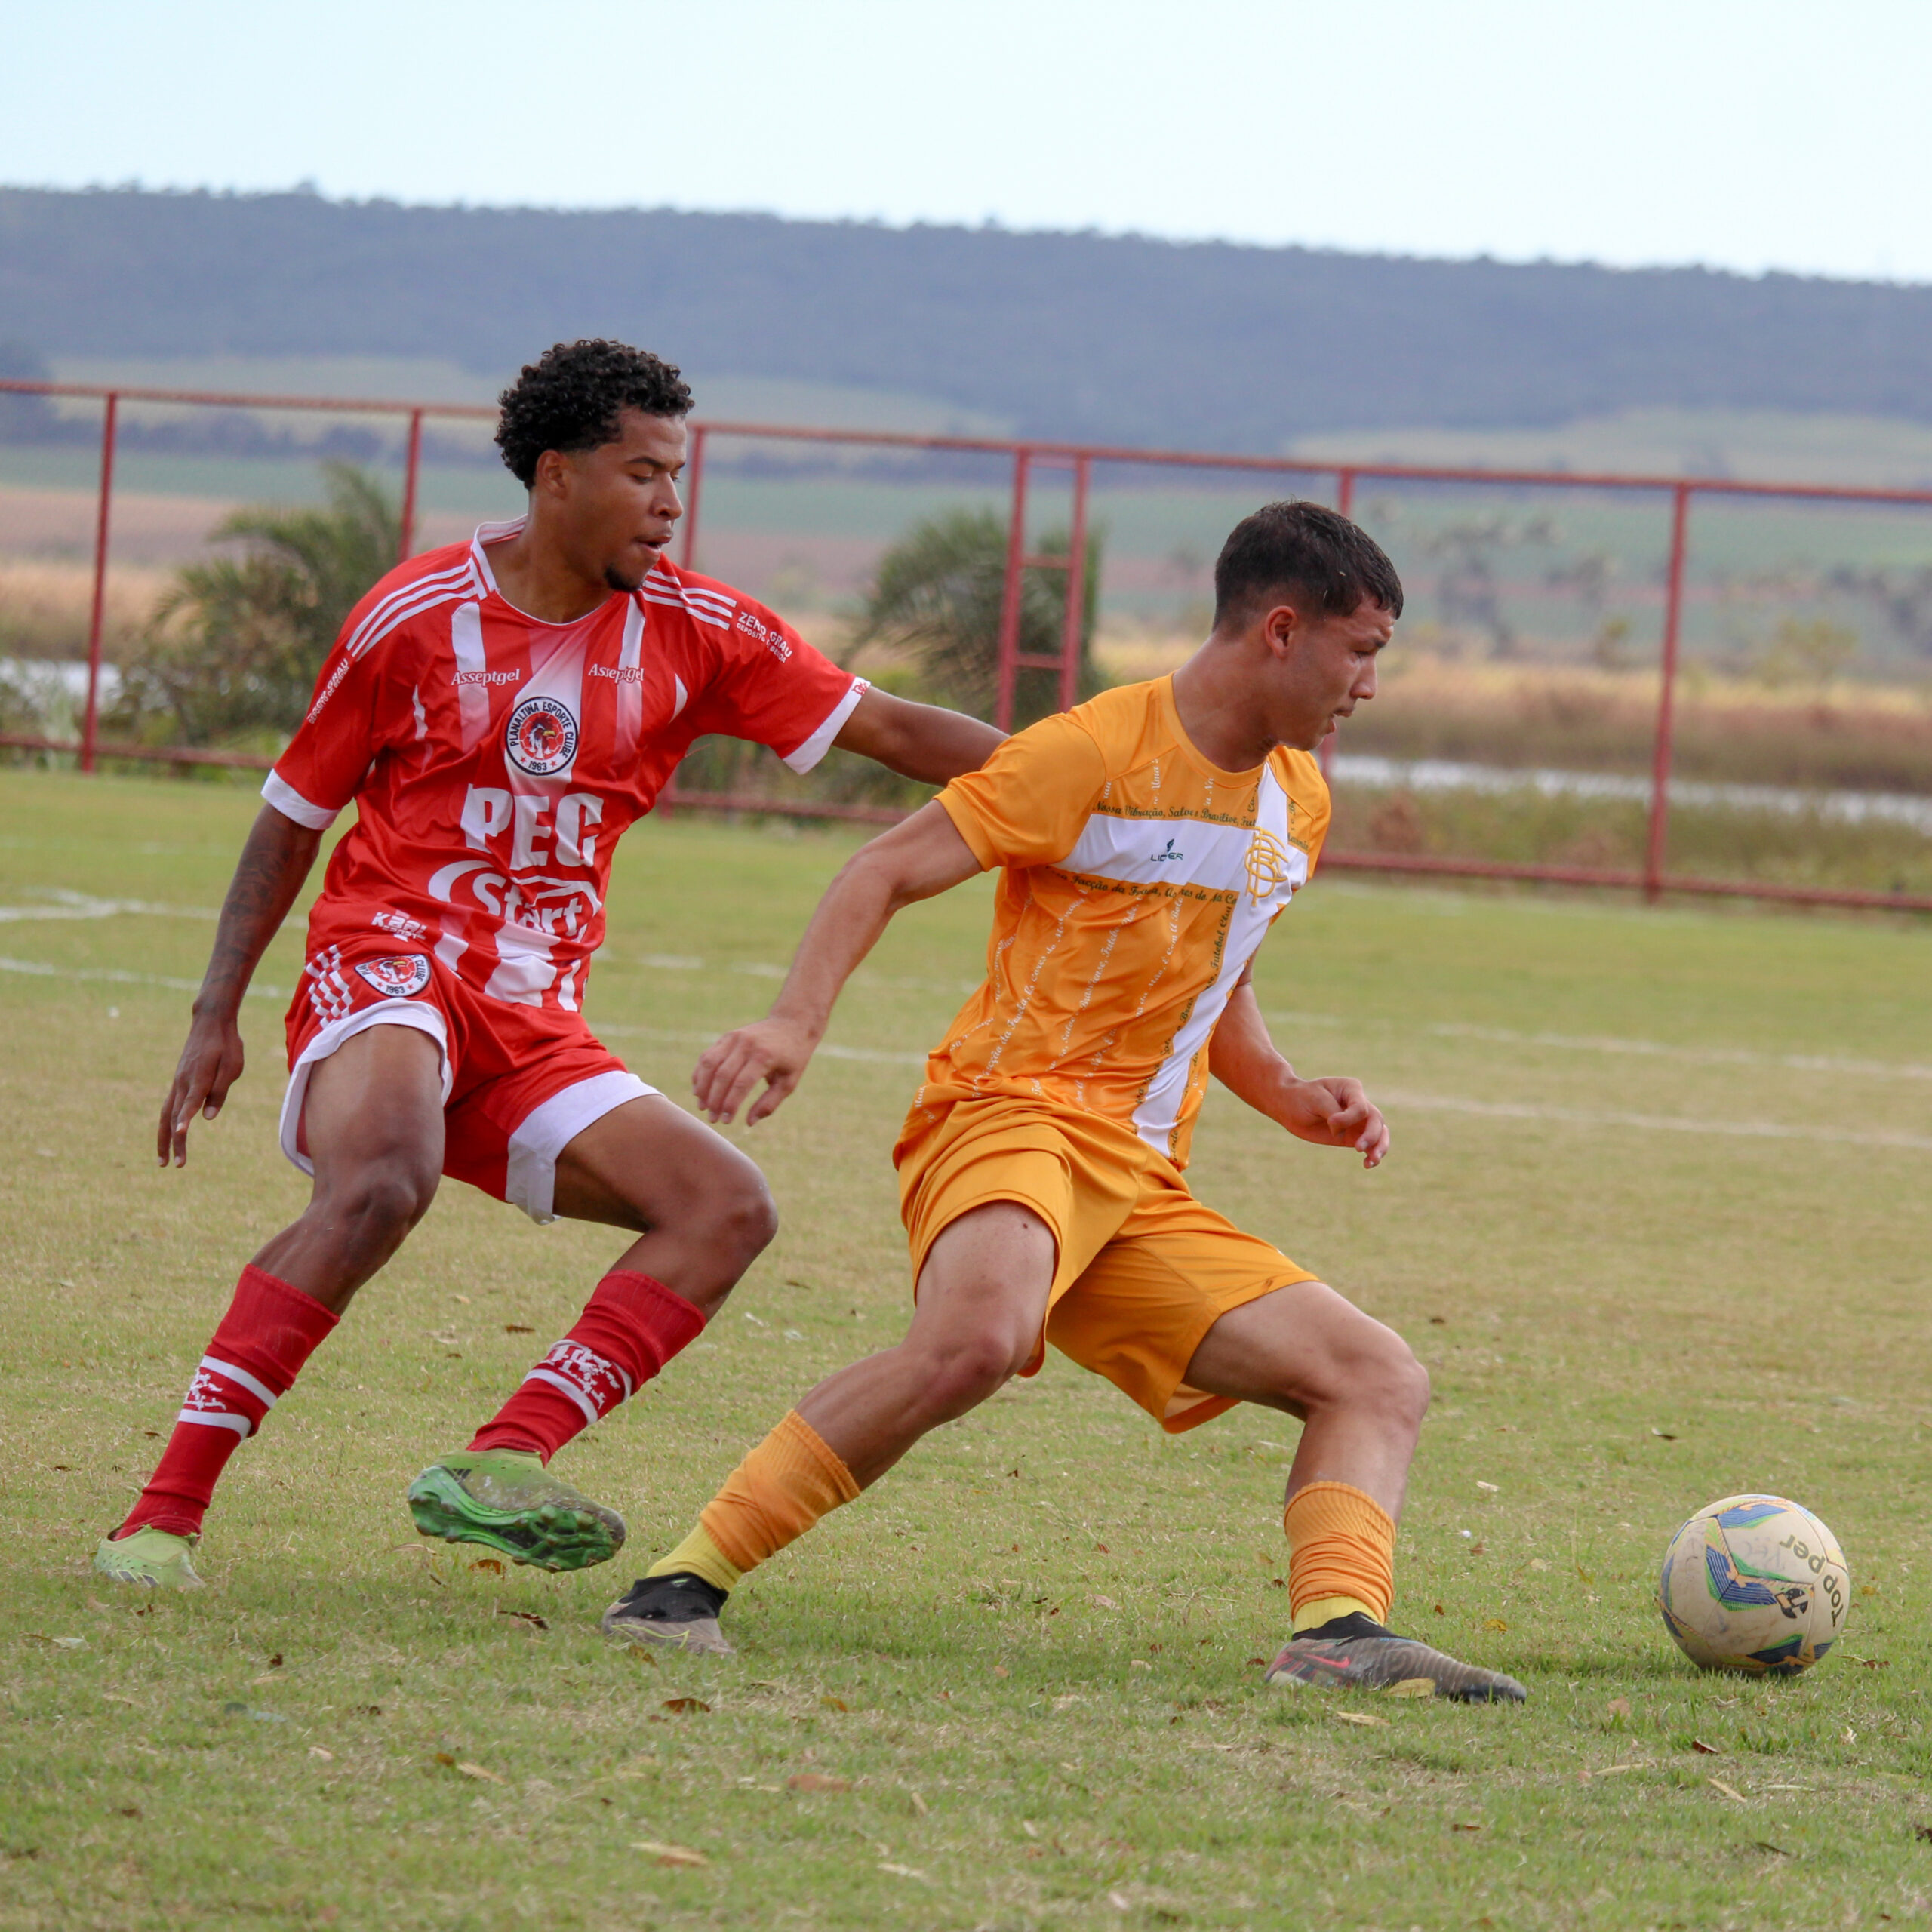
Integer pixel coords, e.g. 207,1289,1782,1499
1057,454,1091,713
994,448,1032,731
1644,483,1692,901
398,408,423,565
80,392,118,776
1319,468,1359,780
678,424,708,572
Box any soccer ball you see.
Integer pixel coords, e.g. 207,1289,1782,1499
1657,1494,1848,1675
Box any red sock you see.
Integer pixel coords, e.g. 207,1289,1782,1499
117,1263,339,1541
468,1270,705,1461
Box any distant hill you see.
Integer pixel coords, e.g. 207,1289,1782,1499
4,185,1932,455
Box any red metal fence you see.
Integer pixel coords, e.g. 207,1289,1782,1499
3,377,1930,915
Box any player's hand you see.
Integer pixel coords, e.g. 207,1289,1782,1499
692,1017,817,1127
1277,1075,1389,1169
158,1009,246,1168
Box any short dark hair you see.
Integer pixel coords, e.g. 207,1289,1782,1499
1212,500,1403,628
494,339,694,488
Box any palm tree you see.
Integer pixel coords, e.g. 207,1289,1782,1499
851,508,1104,726
115,463,401,748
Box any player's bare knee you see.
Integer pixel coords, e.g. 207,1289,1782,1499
326,1164,438,1248
704,1164,778,1271
915,1331,1025,1420
1355,1332,1429,1433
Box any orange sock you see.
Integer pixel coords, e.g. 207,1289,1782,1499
1284,1480,1396,1629
688,1410,860,1577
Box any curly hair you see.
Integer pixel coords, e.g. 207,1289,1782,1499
494,340,694,488
1213,500,1404,626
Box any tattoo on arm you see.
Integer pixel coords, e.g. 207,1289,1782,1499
196,809,323,1013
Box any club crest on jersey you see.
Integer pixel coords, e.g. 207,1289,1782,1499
353,954,432,998
1244,829,1294,903
504,695,579,776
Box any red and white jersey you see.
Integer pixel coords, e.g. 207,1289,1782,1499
266,517,866,1011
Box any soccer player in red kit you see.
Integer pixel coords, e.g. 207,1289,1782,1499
97,340,1001,1589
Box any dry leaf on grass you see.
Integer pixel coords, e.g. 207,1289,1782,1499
661,1697,710,1715
457,1764,504,1783
472,1558,503,1576
1708,1778,1747,1804
820,1695,849,1712
1386,1678,1436,1699
1333,1711,1388,1729
1482,1618,1509,1632
1691,1738,1720,1755
1089,1595,1119,1610
308,1747,334,1761
497,1609,548,1631
504,1324,535,1334
1452,1820,1484,1832
787,1773,850,1793
992,1665,1009,1678
878,1862,928,1881
634,1841,709,1868
908,1790,929,1816
1605,1697,1632,1720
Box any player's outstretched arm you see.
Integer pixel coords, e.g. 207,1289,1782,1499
831,686,1004,784
692,801,982,1126
1208,965,1389,1169
157,803,325,1169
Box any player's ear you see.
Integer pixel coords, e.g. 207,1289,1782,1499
1260,601,1300,657
533,447,572,499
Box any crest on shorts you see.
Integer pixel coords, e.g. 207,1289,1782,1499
504,694,579,777
1244,828,1293,903
353,954,432,999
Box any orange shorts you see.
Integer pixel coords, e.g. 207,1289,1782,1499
894,1094,1316,1433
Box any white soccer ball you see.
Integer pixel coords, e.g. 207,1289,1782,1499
1657,1494,1848,1675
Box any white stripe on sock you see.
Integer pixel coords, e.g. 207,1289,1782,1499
176,1410,251,1437
201,1355,279,1409
525,1366,601,1429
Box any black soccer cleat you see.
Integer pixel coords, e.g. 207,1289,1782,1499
1263,1611,1527,1703
600,1571,734,1656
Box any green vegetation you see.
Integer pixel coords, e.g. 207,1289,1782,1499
849,507,1103,724
106,465,400,752
3,771,1931,1928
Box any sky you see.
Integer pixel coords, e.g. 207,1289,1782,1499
5,0,1930,284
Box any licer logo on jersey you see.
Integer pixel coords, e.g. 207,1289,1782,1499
504,696,580,777
353,955,432,998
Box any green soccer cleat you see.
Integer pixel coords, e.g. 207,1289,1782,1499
406,1448,627,1572
94,1526,205,1590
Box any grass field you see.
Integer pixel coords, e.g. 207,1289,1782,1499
3,770,1931,1931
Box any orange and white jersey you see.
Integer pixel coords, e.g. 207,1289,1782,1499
914,676,1330,1168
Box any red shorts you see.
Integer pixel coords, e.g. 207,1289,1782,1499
279,931,657,1223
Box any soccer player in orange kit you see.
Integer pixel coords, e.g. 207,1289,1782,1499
605,502,1525,1702
97,340,1001,1589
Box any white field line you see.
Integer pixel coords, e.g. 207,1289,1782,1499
1422,1021,1932,1084
0,889,218,924
593,1023,924,1066
1377,1089,1932,1154
599,1024,1927,1153
0,955,288,1000
628,958,1932,1088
